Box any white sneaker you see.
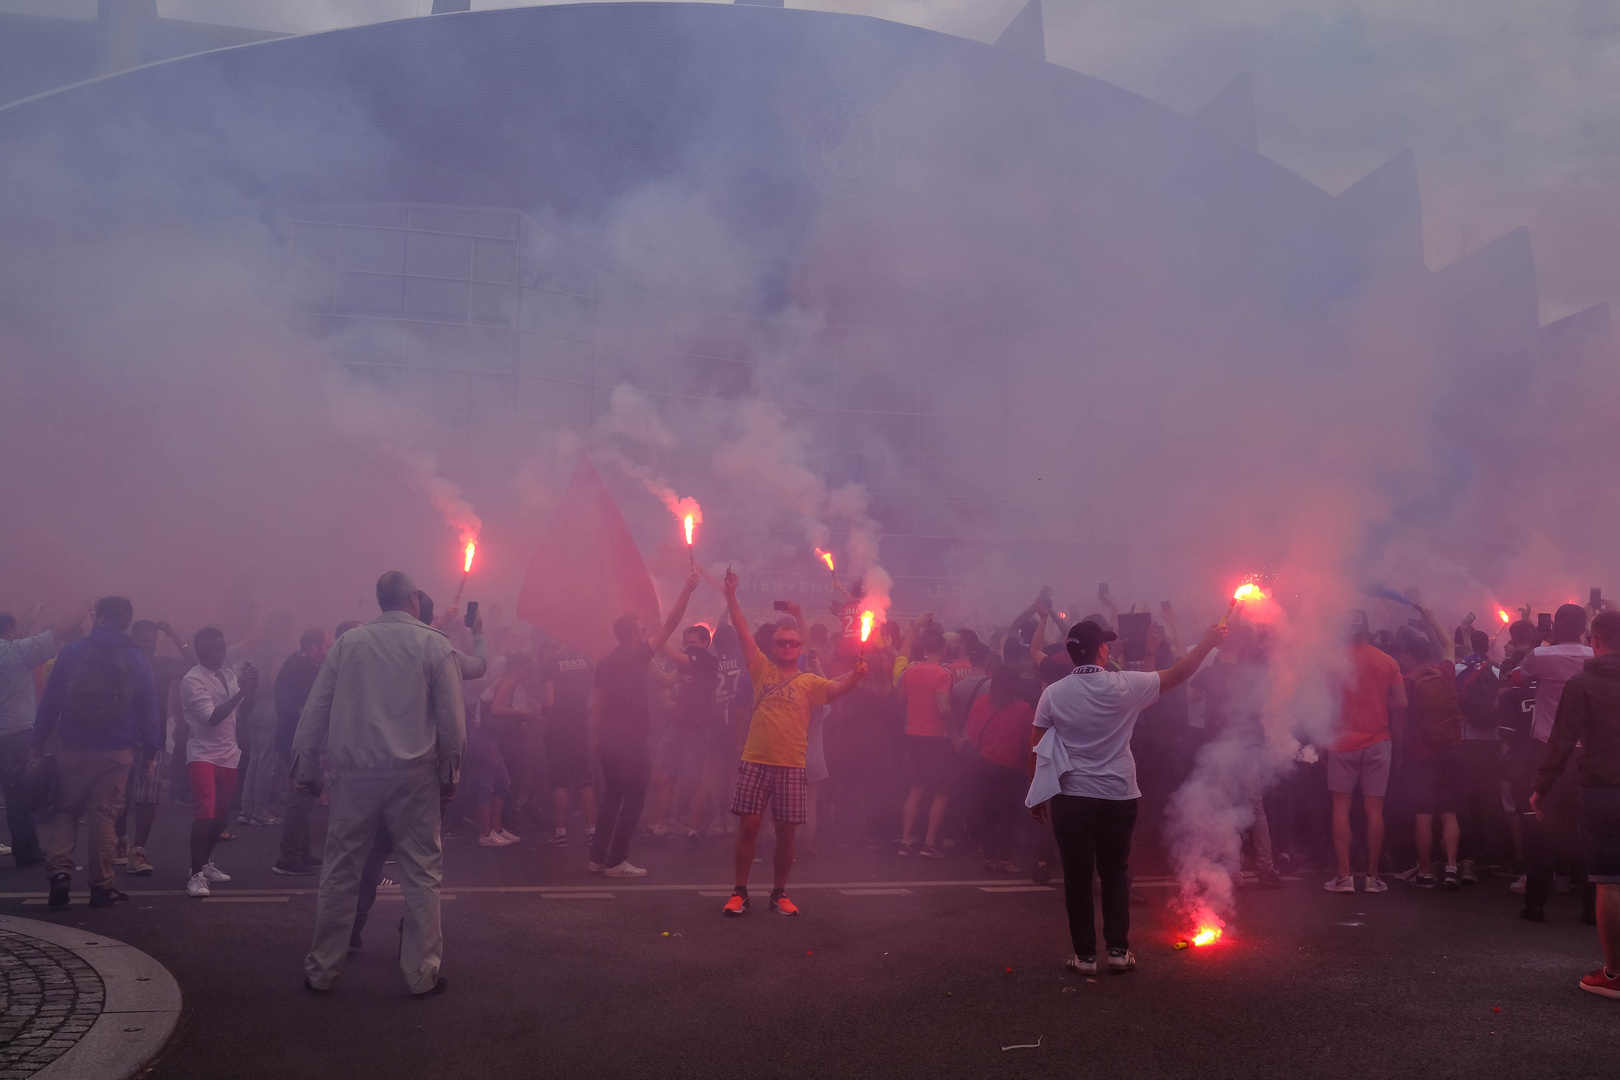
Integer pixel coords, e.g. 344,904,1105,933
376,877,401,892
479,832,510,847
200,862,230,883
187,872,211,898
1510,874,1527,894
1323,875,1356,893
603,861,648,878
1107,949,1137,973
0,844,11,857
1067,954,1098,975
497,829,521,844
1364,875,1389,893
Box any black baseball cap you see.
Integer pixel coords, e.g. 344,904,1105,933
1066,620,1117,655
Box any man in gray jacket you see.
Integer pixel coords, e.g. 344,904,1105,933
294,571,466,997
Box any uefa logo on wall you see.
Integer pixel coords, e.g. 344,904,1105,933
800,97,898,198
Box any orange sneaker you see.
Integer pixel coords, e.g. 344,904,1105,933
770,894,800,917
1580,968,1620,999
722,893,750,917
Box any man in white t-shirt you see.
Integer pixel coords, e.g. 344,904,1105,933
1027,619,1225,975
179,627,258,898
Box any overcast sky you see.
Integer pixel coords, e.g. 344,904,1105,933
11,0,1619,321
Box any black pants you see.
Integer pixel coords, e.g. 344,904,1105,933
278,785,317,866
352,823,394,944
1508,737,1583,910
0,732,41,864
976,759,1026,862
1050,795,1138,957
591,743,651,868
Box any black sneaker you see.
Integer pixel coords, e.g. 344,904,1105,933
1032,861,1052,885
88,887,128,909
1412,872,1436,888
1257,868,1286,890
272,861,318,876
47,874,70,910
1442,866,1460,891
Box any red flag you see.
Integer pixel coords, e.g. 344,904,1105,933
517,456,660,660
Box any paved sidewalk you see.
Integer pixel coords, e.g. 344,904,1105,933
0,916,179,1080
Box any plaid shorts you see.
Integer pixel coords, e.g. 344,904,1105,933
729,761,808,824
126,751,164,805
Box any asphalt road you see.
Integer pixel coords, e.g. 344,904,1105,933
2,810,1616,1080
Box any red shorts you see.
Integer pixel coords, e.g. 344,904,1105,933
188,761,239,821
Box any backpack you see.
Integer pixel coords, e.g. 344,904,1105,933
1456,661,1499,731
63,644,136,731
1405,666,1464,759
1496,678,1536,737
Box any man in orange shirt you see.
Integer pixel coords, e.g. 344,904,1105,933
897,629,955,857
720,571,866,917
1325,610,1408,894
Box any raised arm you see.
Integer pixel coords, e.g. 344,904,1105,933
649,571,701,655
724,568,761,668
822,659,869,702
1155,624,1228,694
1416,605,1455,664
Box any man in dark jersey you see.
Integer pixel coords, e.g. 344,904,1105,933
542,640,596,847
649,625,722,844
588,572,701,877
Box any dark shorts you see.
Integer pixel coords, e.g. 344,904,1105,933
1405,748,1465,814
1580,785,1620,884
903,735,954,792
546,720,592,790
729,761,807,824
470,754,511,807
656,727,710,780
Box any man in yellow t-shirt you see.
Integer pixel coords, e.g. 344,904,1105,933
721,569,866,917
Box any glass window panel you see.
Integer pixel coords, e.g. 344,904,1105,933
334,272,402,317
405,232,471,279
403,277,469,323
473,239,517,284
470,282,515,327
337,228,405,273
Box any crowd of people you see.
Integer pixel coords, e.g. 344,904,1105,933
0,573,1615,999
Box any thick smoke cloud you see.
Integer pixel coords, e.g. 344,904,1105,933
2,0,1616,930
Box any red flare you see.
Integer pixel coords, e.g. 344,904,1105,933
684,514,695,546
463,540,476,574
815,548,836,572
859,611,874,643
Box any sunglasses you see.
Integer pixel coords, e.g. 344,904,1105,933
774,639,802,649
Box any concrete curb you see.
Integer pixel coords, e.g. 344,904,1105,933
0,915,181,1080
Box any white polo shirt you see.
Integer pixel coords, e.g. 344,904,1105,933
1029,666,1161,802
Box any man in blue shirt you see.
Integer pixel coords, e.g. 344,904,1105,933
33,596,161,909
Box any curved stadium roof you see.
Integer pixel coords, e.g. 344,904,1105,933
0,2,1388,333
